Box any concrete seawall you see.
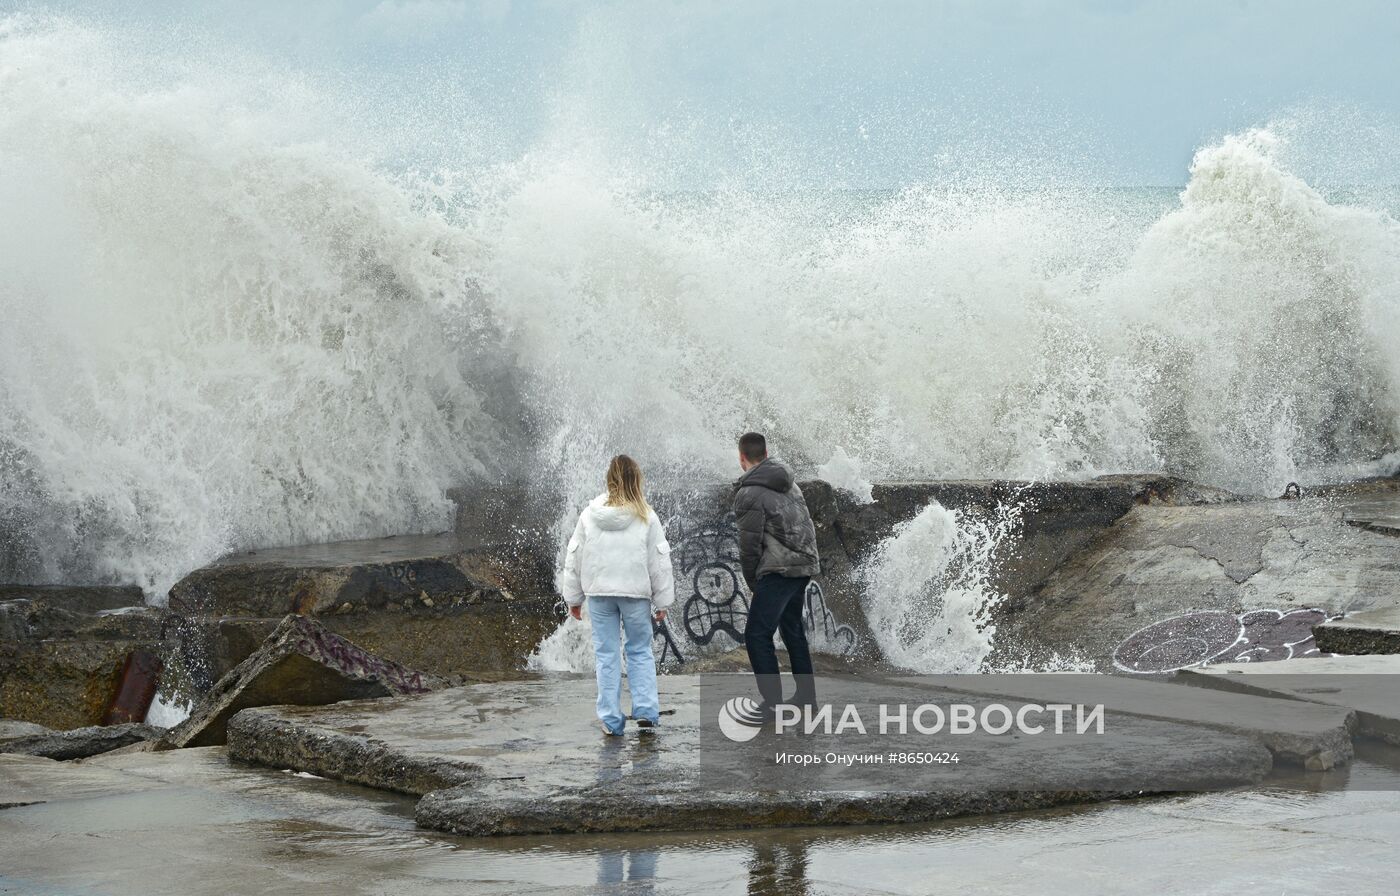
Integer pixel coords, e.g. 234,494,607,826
8,473,1400,729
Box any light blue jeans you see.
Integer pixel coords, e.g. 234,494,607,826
588,595,660,734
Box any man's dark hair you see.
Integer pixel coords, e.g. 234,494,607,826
738,432,768,462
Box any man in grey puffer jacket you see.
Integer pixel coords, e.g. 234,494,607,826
733,431,820,709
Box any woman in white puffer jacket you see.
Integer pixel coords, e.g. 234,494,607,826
561,455,675,736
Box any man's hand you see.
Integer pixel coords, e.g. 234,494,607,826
653,610,667,623
569,604,582,621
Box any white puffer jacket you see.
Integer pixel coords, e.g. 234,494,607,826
560,494,675,611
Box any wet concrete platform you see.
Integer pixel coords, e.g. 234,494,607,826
222,675,1283,836
1182,655,1400,744
4,744,1400,895
1340,488,1400,535
1314,606,1400,654
910,673,1356,769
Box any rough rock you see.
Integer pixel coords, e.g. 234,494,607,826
0,606,166,730
0,584,145,623
161,614,445,749
832,476,1204,619
160,534,557,701
0,722,158,760
167,533,545,619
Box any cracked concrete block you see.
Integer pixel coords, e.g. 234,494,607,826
160,615,444,749
0,722,158,760
1313,607,1400,655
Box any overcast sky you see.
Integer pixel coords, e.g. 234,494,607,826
33,0,1400,186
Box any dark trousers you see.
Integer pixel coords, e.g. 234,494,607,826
744,574,815,707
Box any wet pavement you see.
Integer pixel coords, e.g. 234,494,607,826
225,675,1281,835
3,744,1400,894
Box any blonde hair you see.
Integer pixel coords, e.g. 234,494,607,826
605,454,651,522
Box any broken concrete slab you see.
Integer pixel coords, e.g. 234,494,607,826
160,534,558,695
908,674,1356,770
1313,607,1400,655
167,534,548,620
227,675,1273,837
1182,655,1400,745
162,615,444,750
227,707,482,795
992,480,1400,671
0,722,158,760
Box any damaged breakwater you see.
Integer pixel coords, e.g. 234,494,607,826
992,477,1400,671
7,472,1400,733
0,585,161,729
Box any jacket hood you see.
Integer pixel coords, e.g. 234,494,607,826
588,494,646,530
737,458,795,493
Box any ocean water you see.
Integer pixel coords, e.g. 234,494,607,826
2,12,1400,608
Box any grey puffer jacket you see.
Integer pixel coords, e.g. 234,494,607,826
732,458,821,593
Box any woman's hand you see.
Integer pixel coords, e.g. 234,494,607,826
653,610,666,623
569,605,582,621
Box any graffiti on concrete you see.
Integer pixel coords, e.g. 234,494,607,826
1113,607,1331,674
287,615,433,694
550,510,860,664
668,513,857,657
803,580,857,655
653,617,686,665
672,516,749,648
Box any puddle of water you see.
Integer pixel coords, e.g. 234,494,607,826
6,744,1400,895
404,744,1400,895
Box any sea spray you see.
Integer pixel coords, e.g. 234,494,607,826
816,447,875,505
859,500,1022,673
527,612,596,674
0,15,517,596
4,14,1400,602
